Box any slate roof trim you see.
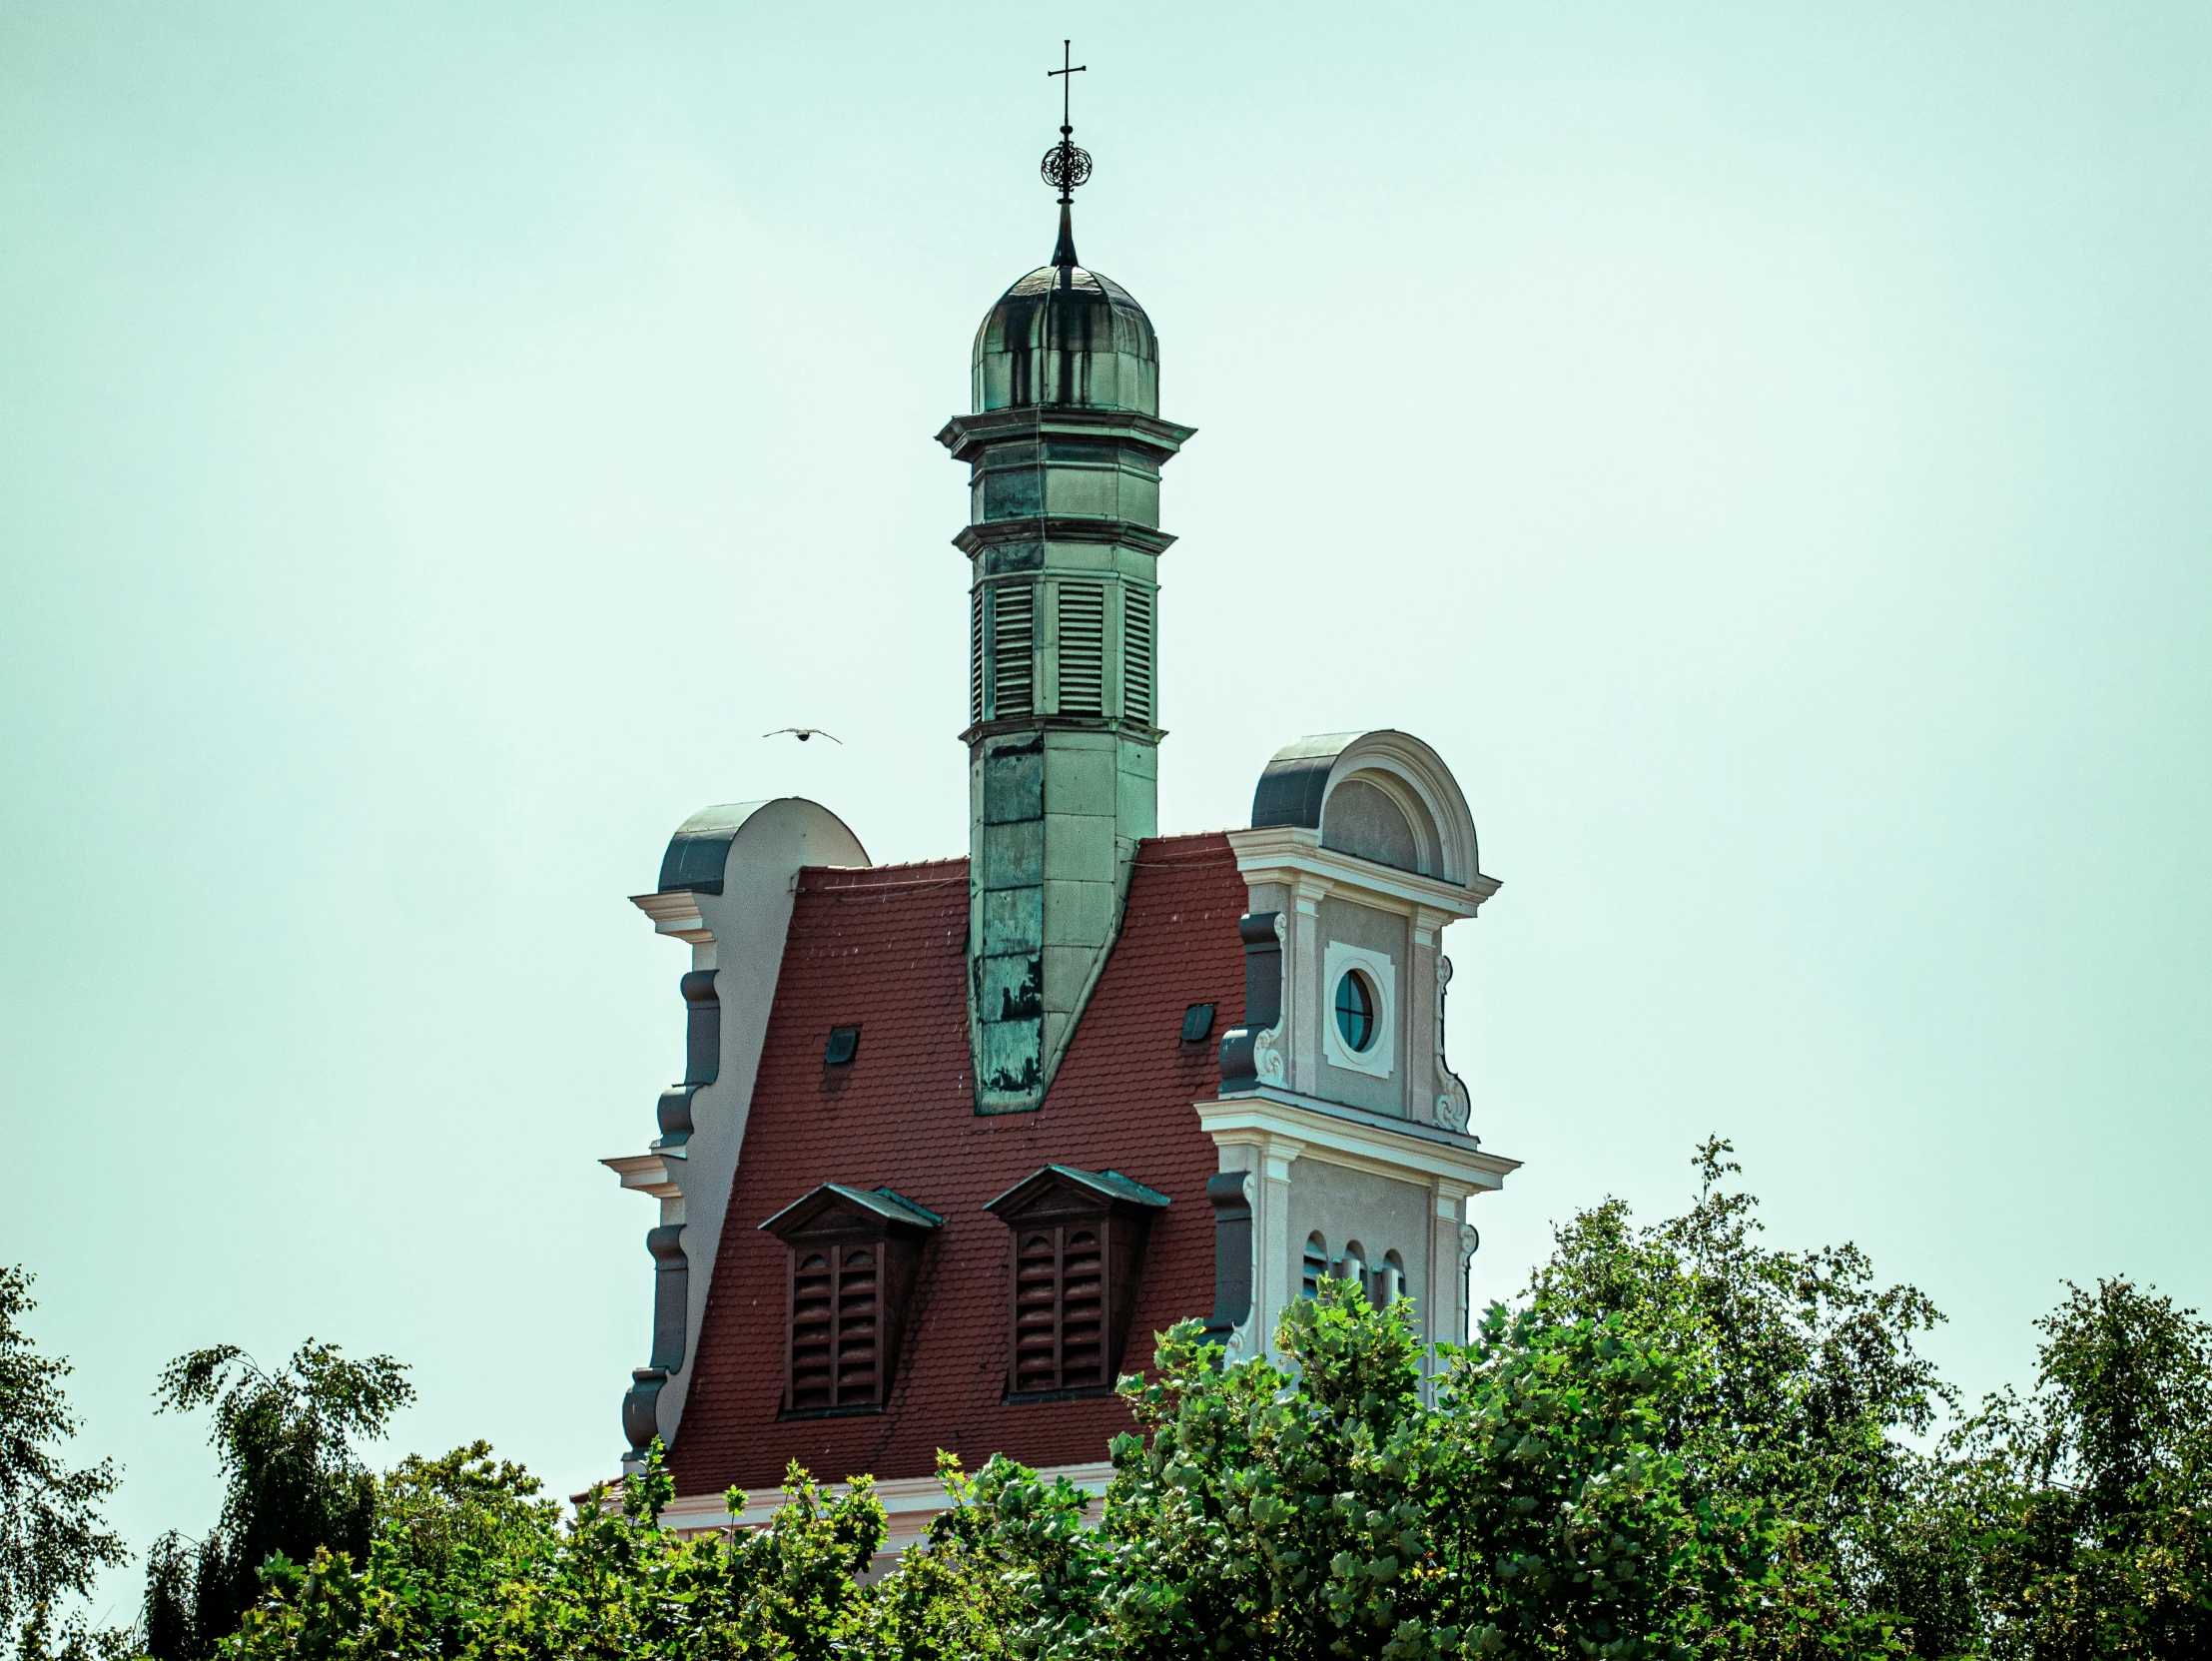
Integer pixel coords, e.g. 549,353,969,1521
759,1183,949,1238
984,1165,1172,1216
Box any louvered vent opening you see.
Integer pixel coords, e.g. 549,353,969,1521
969,588,985,724
1059,1229,1106,1387
1301,1233,1329,1300
789,1250,834,1409
1058,582,1105,715
1010,1222,1109,1393
836,1246,879,1404
992,584,1034,718
789,1242,881,1410
1122,585,1153,724
1013,1231,1060,1394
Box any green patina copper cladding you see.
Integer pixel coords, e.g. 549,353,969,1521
940,243,1195,1114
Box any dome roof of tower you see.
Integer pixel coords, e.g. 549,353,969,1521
972,259,1158,416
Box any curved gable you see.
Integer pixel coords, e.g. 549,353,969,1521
1250,730,1479,885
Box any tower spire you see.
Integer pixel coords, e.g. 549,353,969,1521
942,61,1194,1113
1044,40,1091,271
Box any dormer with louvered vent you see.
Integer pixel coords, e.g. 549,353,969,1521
985,1165,1168,1401
759,1184,944,1417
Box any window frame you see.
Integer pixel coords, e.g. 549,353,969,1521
1320,940,1398,1080
785,1233,885,1413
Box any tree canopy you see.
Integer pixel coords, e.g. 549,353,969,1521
0,1267,126,1661
143,1341,412,1661
14,1143,2205,1661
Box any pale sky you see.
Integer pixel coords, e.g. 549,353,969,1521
3,2,2207,1620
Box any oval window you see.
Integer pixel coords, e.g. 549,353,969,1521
1333,969,1376,1053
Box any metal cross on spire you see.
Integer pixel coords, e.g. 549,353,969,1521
1050,39,1086,134
1041,40,1093,208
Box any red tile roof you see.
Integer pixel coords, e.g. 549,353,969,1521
668,832,1246,1499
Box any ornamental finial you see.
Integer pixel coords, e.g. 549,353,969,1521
1043,40,1091,270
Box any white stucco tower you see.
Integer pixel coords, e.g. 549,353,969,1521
1198,730,1518,1368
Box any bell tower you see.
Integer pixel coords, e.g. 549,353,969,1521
938,53,1195,1113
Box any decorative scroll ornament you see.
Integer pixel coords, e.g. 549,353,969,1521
1252,910,1287,1083
1041,142,1094,194
1433,954,1474,1135
1252,1025,1286,1086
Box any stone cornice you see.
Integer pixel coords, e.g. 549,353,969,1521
656,1458,1117,1544
960,713,1164,747
1196,1089,1520,1192
952,516,1177,558
936,407,1197,464
628,889,713,945
1224,826,1501,922
600,1152,683,1203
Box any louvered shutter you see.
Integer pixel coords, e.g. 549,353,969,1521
1121,584,1153,723
789,1251,835,1409
1057,582,1105,714
992,583,1034,717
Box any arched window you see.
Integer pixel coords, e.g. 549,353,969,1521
1340,1241,1369,1302
1301,1233,1329,1299
790,1242,884,1412
1377,1249,1406,1310
789,1249,835,1407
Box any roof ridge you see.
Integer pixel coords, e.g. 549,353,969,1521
1129,831,1238,865
800,855,966,879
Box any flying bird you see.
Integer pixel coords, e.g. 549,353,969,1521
763,727,843,744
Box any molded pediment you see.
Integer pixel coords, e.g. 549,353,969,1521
984,1165,1169,1224
759,1183,945,1243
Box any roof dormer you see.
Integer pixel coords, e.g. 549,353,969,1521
1219,731,1499,1133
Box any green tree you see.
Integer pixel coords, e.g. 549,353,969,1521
1950,1277,2212,1660
190,1150,2212,1661
144,1341,412,1661
849,1453,1029,1661
1530,1139,1951,1653
226,1441,894,1661
1426,1302,1808,1659
349,1440,560,1657
984,1274,1819,1661
0,1267,128,1661
1063,1282,1446,1659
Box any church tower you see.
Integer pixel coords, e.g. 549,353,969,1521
602,52,1519,1519
939,82,1195,1113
